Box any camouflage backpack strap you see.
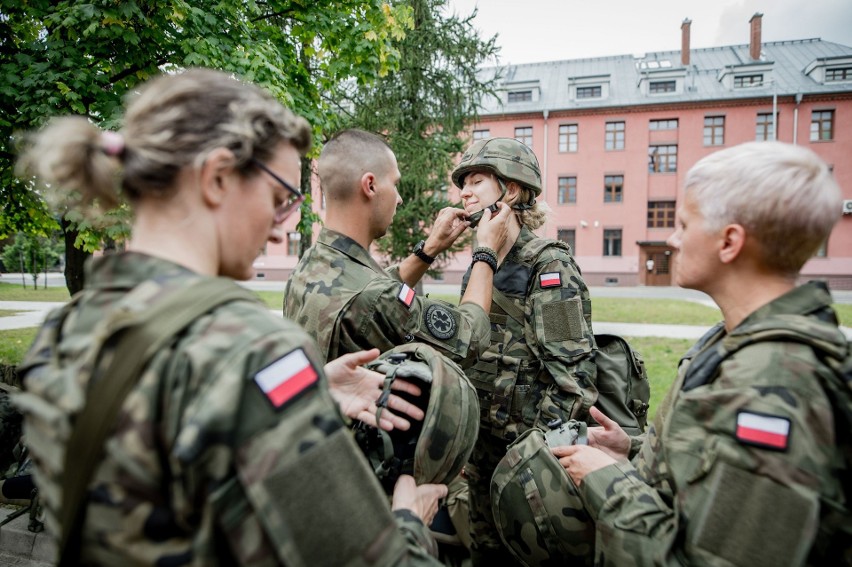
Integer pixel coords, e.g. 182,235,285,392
59,278,258,566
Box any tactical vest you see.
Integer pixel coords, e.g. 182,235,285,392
465,238,587,441
466,237,650,441
683,317,852,563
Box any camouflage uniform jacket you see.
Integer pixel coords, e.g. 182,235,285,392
284,227,489,366
16,252,441,566
461,227,597,441
578,282,847,566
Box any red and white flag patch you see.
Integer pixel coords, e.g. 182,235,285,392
397,283,415,308
735,411,791,451
540,272,562,288
254,348,318,409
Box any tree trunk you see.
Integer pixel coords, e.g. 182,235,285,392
298,155,313,259
62,218,91,295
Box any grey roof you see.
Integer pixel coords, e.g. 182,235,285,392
477,38,852,116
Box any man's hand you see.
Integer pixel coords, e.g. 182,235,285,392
391,475,448,526
586,406,631,461
552,445,616,487
423,207,470,256
324,349,425,431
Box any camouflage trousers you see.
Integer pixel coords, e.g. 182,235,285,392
465,433,525,567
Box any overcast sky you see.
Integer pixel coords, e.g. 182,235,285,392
443,0,852,65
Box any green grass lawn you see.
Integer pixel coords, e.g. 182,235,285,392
0,328,38,367
0,281,70,302
0,310,22,318
255,290,284,310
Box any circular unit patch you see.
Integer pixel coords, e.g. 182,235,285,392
424,304,458,340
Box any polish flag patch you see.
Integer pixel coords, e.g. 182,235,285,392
735,411,791,451
539,272,562,288
254,348,318,410
397,283,415,308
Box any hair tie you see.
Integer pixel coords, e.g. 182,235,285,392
101,131,125,157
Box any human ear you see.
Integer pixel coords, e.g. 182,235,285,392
360,172,376,198
718,224,746,264
199,148,237,208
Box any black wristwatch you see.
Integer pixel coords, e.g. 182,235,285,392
413,240,435,265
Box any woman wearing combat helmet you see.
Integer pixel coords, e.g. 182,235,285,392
451,137,598,566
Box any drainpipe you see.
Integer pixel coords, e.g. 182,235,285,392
792,93,803,144
772,81,777,140
542,109,549,235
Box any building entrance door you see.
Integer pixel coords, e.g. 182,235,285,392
639,244,674,286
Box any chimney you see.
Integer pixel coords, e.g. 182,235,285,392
681,19,691,66
749,13,763,60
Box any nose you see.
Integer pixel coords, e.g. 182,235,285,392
459,184,472,199
268,224,284,245
666,230,680,249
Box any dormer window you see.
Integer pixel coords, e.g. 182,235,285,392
734,74,763,88
508,90,533,103
649,80,676,93
826,67,852,82
576,86,602,99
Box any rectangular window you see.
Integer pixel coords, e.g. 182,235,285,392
647,201,676,228
515,127,533,147
557,229,576,253
557,177,577,204
603,229,622,257
755,113,777,141
649,118,678,130
810,110,835,141
287,232,301,256
734,74,763,87
648,145,677,173
473,129,490,140
576,85,602,99
703,116,725,146
826,67,852,81
649,80,676,93
605,121,625,150
604,175,623,203
558,124,578,152
508,90,532,103
814,239,828,258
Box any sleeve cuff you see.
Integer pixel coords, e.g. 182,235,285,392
580,461,643,521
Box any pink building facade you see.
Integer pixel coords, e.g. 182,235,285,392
256,15,852,289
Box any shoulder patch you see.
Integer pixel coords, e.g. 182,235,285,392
539,272,562,288
254,348,318,410
397,283,415,308
424,303,458,340
735,411,790,451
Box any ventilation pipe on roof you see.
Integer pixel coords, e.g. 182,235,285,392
681,19,691,66
749,13,763,61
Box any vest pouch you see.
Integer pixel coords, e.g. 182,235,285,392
467,351,523,438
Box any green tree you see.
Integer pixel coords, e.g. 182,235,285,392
0,0,413,292
2,232,63,289
345,0,500,270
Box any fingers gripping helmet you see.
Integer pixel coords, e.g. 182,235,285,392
490,422,595,567
358,343,479,493
451,137,542,197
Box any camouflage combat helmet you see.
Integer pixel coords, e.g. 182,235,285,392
490,421,595,567
451,137,542,196
357,343,479,493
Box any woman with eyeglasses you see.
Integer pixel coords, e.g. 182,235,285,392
14,68,445,566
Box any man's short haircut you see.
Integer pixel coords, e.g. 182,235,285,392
318,129,393,201
685,141,841,274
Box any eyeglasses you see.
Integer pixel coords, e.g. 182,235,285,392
250,158,305,222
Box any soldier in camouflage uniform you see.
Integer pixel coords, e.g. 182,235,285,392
554,141,849,565
451,137,598,565
13,69,448,566
284,128,512,369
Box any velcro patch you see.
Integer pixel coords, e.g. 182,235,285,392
424,304,458,340
397,283,415,308
735,411,790,451
539,272,562,288
254,348,318,410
